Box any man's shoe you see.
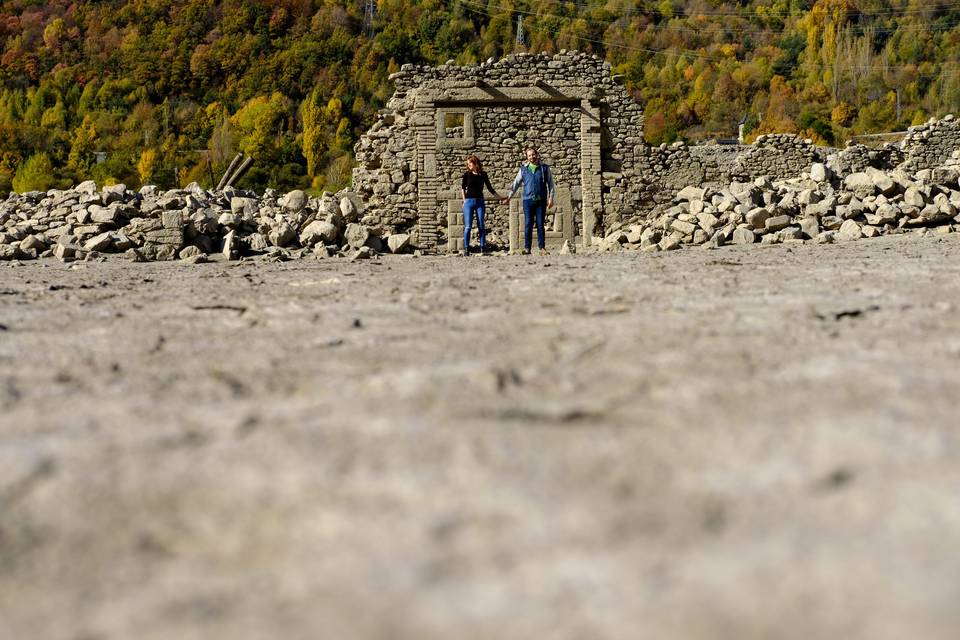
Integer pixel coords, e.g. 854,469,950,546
521,248,531,255
538,248,550,256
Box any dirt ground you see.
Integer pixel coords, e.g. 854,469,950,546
2,233,960,639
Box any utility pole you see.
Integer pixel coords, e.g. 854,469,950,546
363,0,376,38
515,14,525,51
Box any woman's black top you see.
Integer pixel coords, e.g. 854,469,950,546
461,171,497,200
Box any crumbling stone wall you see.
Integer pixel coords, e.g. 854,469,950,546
827,143,905,175
435,103,584,248
898,115,960,171
353,51,642,250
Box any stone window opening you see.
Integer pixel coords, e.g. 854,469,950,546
436,107,475,148
444,112,464,137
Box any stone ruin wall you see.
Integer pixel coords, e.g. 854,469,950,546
352,52,960,250
353,51,644,249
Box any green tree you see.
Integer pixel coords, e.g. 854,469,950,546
12,152,55,193
68,115,99,176
300,87,324,179
230,92,289,159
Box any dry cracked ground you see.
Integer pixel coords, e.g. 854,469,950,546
2,234,960,640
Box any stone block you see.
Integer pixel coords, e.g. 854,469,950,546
837,219,862,241
161,210,184,229
765,215,791,232
732,228,756,245
746,208,770,229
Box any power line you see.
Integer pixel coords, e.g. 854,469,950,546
461,0,960,27
363,0,376,38
458,0,960,75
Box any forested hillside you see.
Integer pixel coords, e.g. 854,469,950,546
2,0,960,194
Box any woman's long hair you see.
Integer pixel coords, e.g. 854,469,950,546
465,154,483,172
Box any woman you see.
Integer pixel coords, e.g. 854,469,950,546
460,154,502,256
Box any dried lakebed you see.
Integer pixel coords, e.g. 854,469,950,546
2,234,960,640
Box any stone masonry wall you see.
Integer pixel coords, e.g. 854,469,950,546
898,115,960,171
435,104,583,248
352,51,640,249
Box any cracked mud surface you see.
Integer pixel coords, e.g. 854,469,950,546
2,234,960,639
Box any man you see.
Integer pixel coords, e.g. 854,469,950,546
502,146,555,255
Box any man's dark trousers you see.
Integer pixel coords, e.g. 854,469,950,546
523,199,546,250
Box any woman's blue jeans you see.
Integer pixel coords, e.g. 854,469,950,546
463,198,486,252
523,199,546,250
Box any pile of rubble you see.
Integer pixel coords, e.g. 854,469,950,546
0,181,413,262
600,150,960,252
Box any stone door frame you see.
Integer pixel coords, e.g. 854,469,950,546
411,83,602,252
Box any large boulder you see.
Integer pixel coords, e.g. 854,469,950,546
386,233,411,254
844,172,876,198
281,190,308,213
299,220,339,248
344,223,369,249
837,219,863,241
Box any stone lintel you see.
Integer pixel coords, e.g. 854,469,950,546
418,85,595,104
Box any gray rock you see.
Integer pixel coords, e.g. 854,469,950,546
625,226,644,244
161,210,184,229
640,228,661,246
732,228,756,245
903,187,927,208
247,233,269,253
101,184,128,205
299,221,339,248
867,168,897,196
178,245,204,259
154,244,178,261
798,218,820,239
658,236,681,251
866,204,899,226
765,215,792,232
810,163,830,182
350,246,374,260
844,172,877,198
83,232,114,252
18,234,46,253
821,215,843,230
778,226,804,241
676,186,705,202
75,180,97,194
88,206,120,225
180,253,208,264
671,219,697,235
837,219,862,241
218,212,239,228
344,223,370,249
746,208,770,229
281,190,308,213
340,196,360,222
386,233,411,253
268,222,296,247
230,197,257,218
222,230,239,260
